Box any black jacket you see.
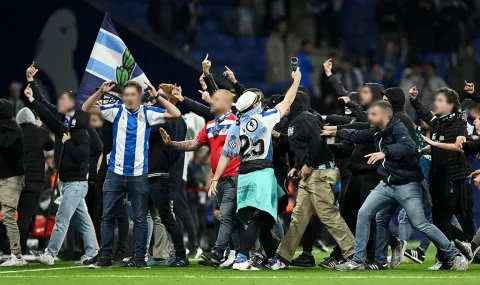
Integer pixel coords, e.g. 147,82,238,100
0,99,25,179
148,119,173,177
337,118,423,185
169,116,187,182
16,108,54,185
30,100,90,182
28,80,103,170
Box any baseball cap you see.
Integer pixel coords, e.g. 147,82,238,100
234,91,257,112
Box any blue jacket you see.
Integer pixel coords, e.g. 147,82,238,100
337,118,423,185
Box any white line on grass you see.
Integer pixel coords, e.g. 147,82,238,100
0,275,477,279
0,266,87,274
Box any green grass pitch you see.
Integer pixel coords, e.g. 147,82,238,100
1,243,480,285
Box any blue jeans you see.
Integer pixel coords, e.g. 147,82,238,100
101,172,149,258
398,207,432,252
48,181,97,257
211,176,241,255
353,182,459,264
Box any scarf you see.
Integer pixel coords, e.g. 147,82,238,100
212,111,232,137
222,105,266,158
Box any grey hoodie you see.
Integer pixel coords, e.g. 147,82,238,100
16,107,36,125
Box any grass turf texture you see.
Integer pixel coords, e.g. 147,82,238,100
1,243,480,285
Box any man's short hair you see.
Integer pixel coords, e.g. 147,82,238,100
65,91,77,101
370,100,393,119
436,87,460,112
123,80,142,93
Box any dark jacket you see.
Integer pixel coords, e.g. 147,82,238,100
148,119,173,177
288,92,333,169
169,116,187,182
29,100,90,182
411,97,473,181
28,80,103,169
16,108,54,185
0,99,25,179
337,118,423,185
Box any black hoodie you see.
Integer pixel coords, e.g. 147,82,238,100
288,92,333,169
0,99,25,179
382,87,418,145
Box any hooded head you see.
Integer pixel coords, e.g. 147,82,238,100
0,99,14,120
360,83,385,107
381,87,406,112
286,91,309,120
16,107,36,125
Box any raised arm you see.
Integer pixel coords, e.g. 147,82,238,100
26,62,57,114
324,58,349,97
159,128,202,151
202,54,219,95
24,84,63,134
324,128,375,144
224,66,246,95
409,86,434,124
276,68,302,117
147,83,180,119
82,81,115,113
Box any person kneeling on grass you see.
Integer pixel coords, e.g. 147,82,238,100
208,68,301,270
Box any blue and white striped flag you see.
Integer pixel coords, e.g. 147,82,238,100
77,13,149,107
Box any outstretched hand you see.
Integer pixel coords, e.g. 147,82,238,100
364,152,385,165
199,90,211,103
100,80,115,94
159,128,172,146
409,86,418,100
24,84,34,102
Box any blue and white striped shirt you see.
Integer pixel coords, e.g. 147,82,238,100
100,104,166,176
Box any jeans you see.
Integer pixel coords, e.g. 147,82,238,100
353,182,459,264
48,181,97,257
211,177,241,255
101,172,149,259
398,207,432,252
149,177,186,258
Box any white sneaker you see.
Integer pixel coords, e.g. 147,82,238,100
219,250,236,269
35,253,55,265
0,254,27,266
267,257,288,270
232,255,260,271
75,255,95,265
454,255,469,271
194,247,203,259
428,260,442,270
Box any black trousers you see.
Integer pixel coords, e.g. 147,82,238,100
149,177,186,258
457,183,475,237
174,180,198,249
95,170,129,257
238,209,275,258
430,170,471,261
17,182,43,254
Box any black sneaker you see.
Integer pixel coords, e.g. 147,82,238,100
365,261,388,270
249,253,267,269
134,258,151,269
291,252,315,267
83,253,100,265
169,256,190,267
318,255,346,268
88,255,113,269
200,252,222,268
121,257,137,267
439,258,453,270
113,250,127,265
404,248,425,264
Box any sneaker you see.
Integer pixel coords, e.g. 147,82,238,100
188,247,203,259
318,255,347,268
134,257,151,269
291,252,315,267
404,248,425,264
219,250,236,269
34,252,54,265
390,239,407,268
83,253,99,265
454,240,478,264
121,257,137,267
453,255,469,271
147,257,172,267
0,254,27,266
249,253,267,269
75,255,95,265
169,256,190,267
232,254,261,271
428,260,443,270
365,261,388,270
334,260,364,271
200,252,222,268
267,256,288,270
88,255,113,269
113,250,127,265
